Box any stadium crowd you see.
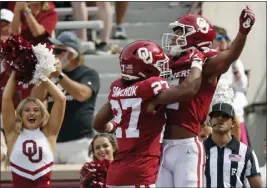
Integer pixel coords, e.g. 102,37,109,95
0,1,266,188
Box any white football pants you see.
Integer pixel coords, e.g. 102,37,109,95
156,137,205,188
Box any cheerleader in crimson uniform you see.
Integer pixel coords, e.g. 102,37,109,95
80,133,118,188
1,35,66,188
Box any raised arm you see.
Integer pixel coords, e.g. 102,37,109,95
31,59,62,101
1,71,16,135
42,79,66,137
153,49,204,105
31,81,48,101
58,73,94,102
50,59,98,102
11,2,24,35
203,7,255,76
1,130,8,162
23,4,47,37
154,67,201,105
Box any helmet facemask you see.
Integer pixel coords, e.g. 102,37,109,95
154,54,172,79
162,22,196,56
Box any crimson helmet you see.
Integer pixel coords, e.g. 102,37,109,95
119,40,171,80
162,14,216,55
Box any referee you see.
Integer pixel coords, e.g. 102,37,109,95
204,102,262,188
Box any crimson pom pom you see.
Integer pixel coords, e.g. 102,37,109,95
0,34,37,84
80,160,111,188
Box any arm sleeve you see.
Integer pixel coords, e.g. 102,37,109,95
80,70,100,97
39,10,58,36
245,150,261,178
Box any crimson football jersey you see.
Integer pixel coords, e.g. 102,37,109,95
107,76,169,186
166,48,219,134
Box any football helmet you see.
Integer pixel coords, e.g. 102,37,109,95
162,14,216,56
119,40,171,80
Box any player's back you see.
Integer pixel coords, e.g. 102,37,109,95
166,49,219,135
107,76,169,186
108,76,168,156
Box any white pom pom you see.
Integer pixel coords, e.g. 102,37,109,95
30,44,56,86
211,79,234,106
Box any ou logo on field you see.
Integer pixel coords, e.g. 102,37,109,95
137,47,153,64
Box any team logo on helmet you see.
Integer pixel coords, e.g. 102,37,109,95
137,47,153,64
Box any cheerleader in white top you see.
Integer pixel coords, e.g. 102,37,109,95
1,35,66,188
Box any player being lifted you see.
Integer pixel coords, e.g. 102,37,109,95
156,6,255,188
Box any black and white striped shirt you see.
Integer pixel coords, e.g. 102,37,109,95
204,136,261,188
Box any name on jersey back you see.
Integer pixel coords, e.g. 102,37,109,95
112,86,139,97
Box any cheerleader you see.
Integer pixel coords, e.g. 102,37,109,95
1,35,66,188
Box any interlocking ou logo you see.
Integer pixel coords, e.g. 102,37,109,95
23,140,43,163
243,15,251,29
137,47,153,64
196,17,210,34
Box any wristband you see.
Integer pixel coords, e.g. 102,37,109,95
106,122,114,133
107,121,117,133
239,29,249,36
23,8,32,16
58,72,65,81
191,60,203,71
51,73,65,84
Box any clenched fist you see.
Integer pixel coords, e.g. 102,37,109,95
239,6,255,35
14,2,28,12
49,58,62,78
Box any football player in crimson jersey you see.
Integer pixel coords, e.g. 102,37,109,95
93,40,206,187
156,7,255,188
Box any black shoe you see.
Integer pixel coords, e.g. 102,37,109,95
95,42,111,55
